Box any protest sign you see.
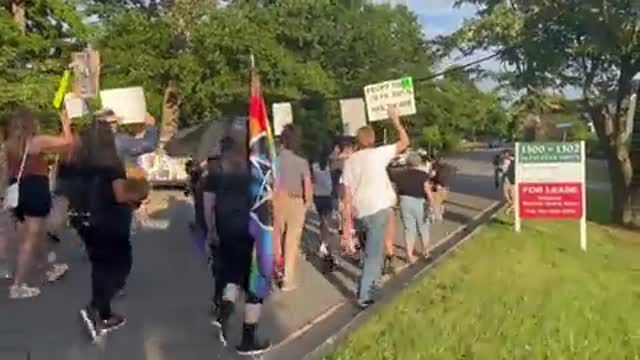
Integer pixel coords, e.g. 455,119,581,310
514,141,587,250
272,102,293,136
64,93,89,119
72,49,100,98
100,87,147,124
364,76,416,121
339,98,367,136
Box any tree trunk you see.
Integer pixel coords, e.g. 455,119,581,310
605,147,638,225
11,0,26,33
160,81,180,150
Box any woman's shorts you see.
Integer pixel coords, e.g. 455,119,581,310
12,175,52,221
314,196,333,217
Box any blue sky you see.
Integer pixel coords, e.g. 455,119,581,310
408,0,478,39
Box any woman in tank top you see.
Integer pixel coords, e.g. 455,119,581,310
5,108,72,299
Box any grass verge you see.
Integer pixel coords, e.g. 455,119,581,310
323,216,639,360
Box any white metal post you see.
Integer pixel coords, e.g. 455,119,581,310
580,140,587,251
514,142,521,232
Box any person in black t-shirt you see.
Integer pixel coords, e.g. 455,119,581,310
73,120,150,343
389,153,435,263
203,136,270,355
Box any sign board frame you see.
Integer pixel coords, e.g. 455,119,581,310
514,141,587,251
363,76,416,121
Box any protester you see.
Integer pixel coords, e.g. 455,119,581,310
274,124,312,291
429,159,449,222
0,126,10,280
312,151,337,270
503,151,516,213
5,108,72,299
330,139,356,253
389,152,435,263
382,203,398,275
341,108,409,308
205,136,271,355
73,118,150,342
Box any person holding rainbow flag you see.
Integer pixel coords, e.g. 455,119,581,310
208,67,277,356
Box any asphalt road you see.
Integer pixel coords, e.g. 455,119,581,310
0,149,502,360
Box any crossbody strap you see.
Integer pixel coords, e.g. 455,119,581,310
16,141,30,185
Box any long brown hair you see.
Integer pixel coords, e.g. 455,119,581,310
6,108,39,157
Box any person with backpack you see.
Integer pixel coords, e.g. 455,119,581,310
71,118,150,343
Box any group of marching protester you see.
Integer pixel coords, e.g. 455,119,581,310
0,107,157,343
0,102,449,356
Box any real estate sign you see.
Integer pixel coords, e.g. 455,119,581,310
514,141,587,250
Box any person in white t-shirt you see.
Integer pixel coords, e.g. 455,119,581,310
341,108,409,308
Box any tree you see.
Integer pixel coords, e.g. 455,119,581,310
0,0,88,131
452,0,640,227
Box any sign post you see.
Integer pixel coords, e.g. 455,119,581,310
515,141,587,250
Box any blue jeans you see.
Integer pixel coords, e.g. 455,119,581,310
399,196,430,254
357,208,391,303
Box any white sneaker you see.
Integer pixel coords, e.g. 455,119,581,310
9,284,41,299
46,263,69,283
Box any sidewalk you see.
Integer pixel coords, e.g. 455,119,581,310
0,151,501,360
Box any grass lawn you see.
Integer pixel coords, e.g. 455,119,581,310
323,216,639,359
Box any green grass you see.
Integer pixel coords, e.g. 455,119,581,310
323,218,640,360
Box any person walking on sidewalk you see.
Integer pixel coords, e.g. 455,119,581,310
74,119,150,343
341,108,409,309
312,151,337,271
274,124,312,291
389,152,435,263
5,108,73,299
207,136,271,355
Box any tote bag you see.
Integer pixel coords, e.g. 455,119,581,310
4,142,30,210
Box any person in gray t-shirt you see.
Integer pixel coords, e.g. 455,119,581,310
274,124,312,291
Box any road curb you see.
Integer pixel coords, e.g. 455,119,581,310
301,200,503,360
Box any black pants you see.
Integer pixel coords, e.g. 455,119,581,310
213,214,261,305
80,225,132,319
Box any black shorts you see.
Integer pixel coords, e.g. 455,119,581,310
314,196,333,217
216,216,254,292
12,175,52,222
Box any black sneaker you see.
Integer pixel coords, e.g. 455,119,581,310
80,307,103,343
237,323,271,356
212,300,234,346
103,314,126,333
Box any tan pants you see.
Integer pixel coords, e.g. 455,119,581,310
433,188,448,220
275,195,306,288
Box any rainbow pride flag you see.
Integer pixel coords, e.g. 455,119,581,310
247,71,278,299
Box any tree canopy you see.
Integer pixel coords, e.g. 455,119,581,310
1,0,508,153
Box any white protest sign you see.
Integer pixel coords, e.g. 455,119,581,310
339,98,367,136
100,87,147,124
272,102,293,136
64,93,88,119
364,76,416,121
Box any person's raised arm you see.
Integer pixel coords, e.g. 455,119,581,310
389,108,409,154
116,113,159,158
30,110,73,153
